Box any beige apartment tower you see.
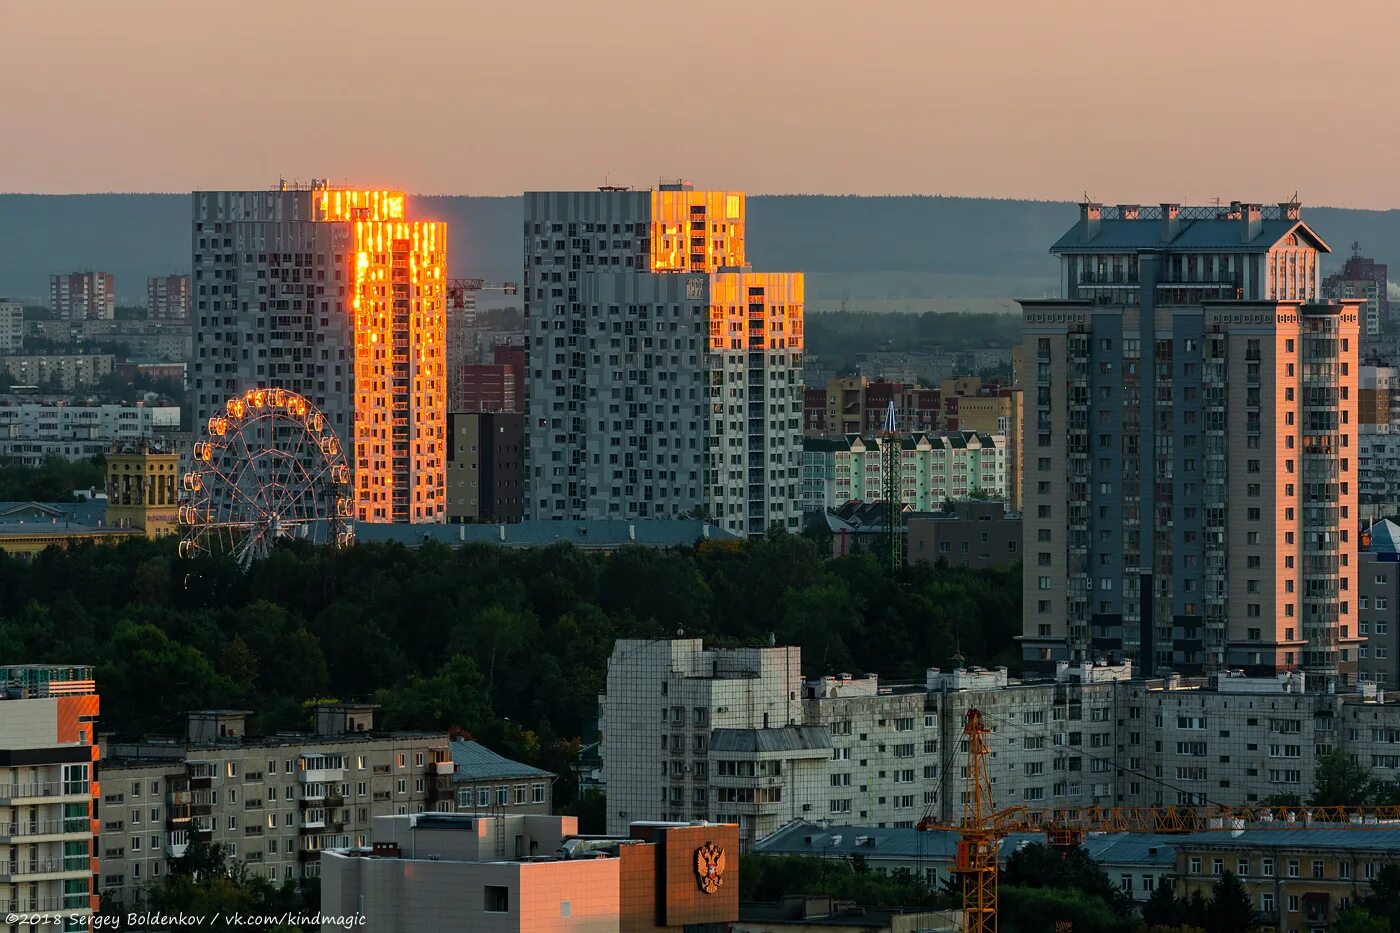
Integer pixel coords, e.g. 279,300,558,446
1021,202,1360,687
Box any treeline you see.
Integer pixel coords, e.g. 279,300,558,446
0,455,106,500
0,534,1020,802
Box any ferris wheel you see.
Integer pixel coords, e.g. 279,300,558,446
179,387,354,568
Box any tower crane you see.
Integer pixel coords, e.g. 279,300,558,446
447,277,520,306
917,708,1400,933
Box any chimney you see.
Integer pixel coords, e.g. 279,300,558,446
1160,204,1180,242
1079,202,1102,243
1241,203,1262,242
1279,200,1301,221
1117,204,1140,221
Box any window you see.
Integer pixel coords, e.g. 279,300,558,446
484,885,510,913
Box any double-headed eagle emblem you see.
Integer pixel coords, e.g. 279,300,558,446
694,841,726,894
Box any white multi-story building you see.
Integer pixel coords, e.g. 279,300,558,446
0,402,179,465
191,183,448,523
602,638,1400,850
0,302,22,354
801,431,1009,514
523,185,804,537
99,706,452,903
50,272,114,321
601,639,1132,849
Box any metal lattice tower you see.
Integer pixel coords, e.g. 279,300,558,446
881,400,902,574
957,709,998,933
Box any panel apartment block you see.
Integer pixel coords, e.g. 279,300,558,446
98,706,451,903
1021,201,1360,686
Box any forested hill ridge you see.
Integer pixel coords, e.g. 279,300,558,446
5,193,1399,312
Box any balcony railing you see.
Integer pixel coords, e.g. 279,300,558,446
0,818,89,838
0,781,89,802
0,856,91,879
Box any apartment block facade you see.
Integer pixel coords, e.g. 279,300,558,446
1323,249,1389,339
146,275,190,320
50,272,114,321
0,665,101,932
523,185,804,537
0,354,114,390
1358,520,1400,686
1021,201,1360,685
190,184,448,523
98,706,451,905
801,431,1008,514
0,302,22,354
0,402,180,466
446,411,525,523
601,639,1400,851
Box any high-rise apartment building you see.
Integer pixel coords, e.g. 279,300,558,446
146,274,190,320
1323,247,1389,338
0,301,22,354
0,665,101,930
50,272,114,321
191,183,448,523
1020,201,1361,685
523,184,804,537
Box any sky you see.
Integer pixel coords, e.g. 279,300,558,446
2,0,1396,206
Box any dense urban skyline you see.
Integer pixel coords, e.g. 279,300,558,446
3,0,1400,206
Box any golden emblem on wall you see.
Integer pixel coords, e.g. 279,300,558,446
694,841,726,894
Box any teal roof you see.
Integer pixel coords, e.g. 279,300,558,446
754,821,1179,867
1051,218,1329,254
1368,520,1400,554
0,500,108,526
354,519,740,549
449,739,553,783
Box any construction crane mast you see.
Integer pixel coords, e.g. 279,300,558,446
918,705,1400,933
957,709,997,933
881,400,902,574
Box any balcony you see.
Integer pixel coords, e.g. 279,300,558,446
0,896,89,915
432,760,455,777
0,856,92,881
0,817,90,842
0,781,90,805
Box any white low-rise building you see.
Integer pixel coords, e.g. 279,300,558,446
0,402,179,465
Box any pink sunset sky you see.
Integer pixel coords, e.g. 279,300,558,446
1,0,1394,205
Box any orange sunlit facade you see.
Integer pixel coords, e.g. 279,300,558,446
706,272,805,352
346,210,446,523
193,186,448,524
649,189,746,272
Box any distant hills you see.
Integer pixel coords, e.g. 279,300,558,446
2,194,1398,312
